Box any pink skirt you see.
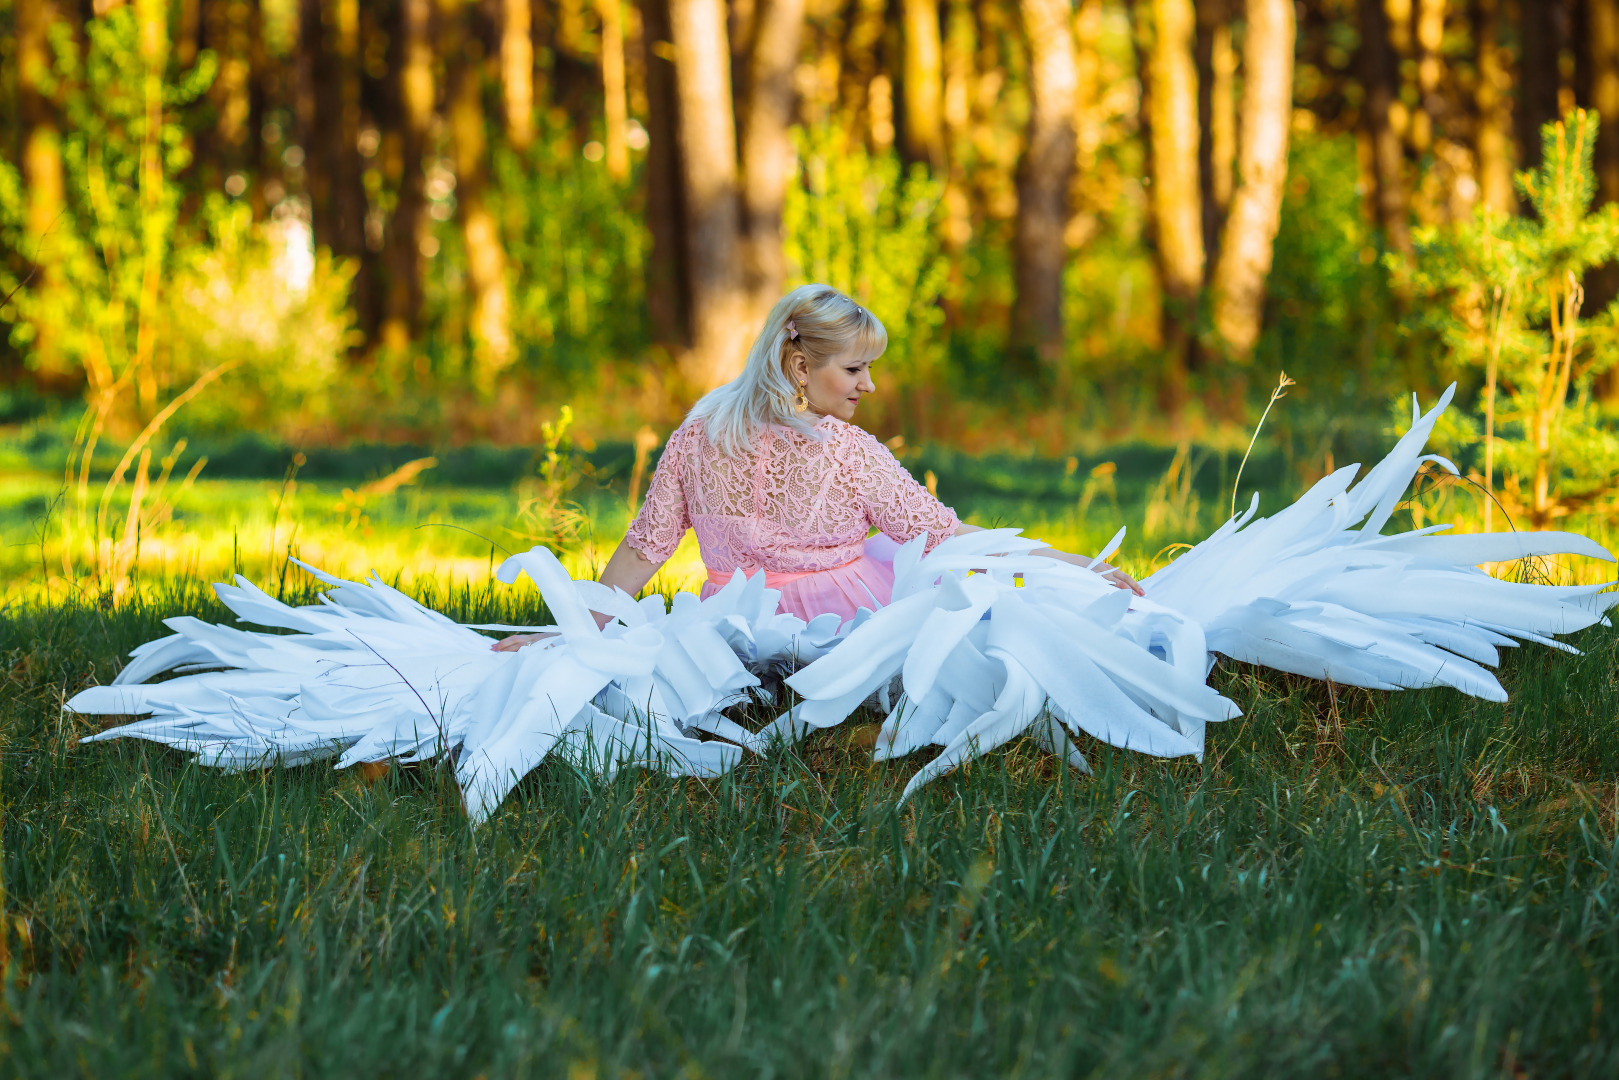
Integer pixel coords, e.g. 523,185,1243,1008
700,535,900,626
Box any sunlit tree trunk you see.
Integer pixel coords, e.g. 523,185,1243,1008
902,0,945,168
1585,0,1619,203
448,25,515,385
940,0,975,250
1412,0,1444,153
17,0,66,378
1209,0,1294,361
739,0,803,315
1073,0,1102,172
1143,0,1204,374
134,0,169,412
1196,0,1234,275
1067,0,1102,255
381,0,434,350
668,0,751,390
1474,0,1515,215
599,0,631,180
1012,0,1079,362
1358,0,1410,252
502,0,534,151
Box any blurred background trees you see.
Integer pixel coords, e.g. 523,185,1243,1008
1,0,1617,465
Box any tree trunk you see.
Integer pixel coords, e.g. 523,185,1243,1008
1584,0,1619,203
1073,0,1102,172
1587,0,1619,402
640,0,690,348
1144,0,1204,365
1012,0,1079,361
381,0,434,350
739,0,803,315
668,0,751,390
599,0,631,179
902,0,945,168
134,0,169,412
299,0,375,341
1517,0,1571,172
247,0,276,218
1209,0,1294,361
502,0,535,150
447,8,514,383
940,0,975,250
207,0,255,174
1196,0,1234,276
17,0,66,378
1474,0,1515,215
177,0,201,65
1358,0,1410,252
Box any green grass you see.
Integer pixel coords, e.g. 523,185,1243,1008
2,578,1617,1077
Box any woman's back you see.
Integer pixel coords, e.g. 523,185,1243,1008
625,414,958,577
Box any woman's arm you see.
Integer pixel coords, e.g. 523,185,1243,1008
951,521,1145,596
492,540,666,651
597,537,664,598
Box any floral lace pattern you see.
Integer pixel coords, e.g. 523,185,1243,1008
624,415,960,572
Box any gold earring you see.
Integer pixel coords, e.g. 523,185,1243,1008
794,383,809,412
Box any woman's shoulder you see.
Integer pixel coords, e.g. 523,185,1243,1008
666,415,709,449
817,417,891,458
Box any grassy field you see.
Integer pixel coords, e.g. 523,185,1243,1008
1,571,1617,1078
2,418,1619,1076
2,412,1613,600
0,416,1269,599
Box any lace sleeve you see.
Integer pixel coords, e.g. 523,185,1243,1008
623,426,692,563
844,427,960,551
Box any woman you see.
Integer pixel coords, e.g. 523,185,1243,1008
493,284,1140,652
68,287,1615,822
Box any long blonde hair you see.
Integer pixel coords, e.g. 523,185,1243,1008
689,284,887,457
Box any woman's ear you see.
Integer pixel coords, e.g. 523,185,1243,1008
787,349,808,383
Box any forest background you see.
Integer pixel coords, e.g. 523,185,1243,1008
2,0,1619,594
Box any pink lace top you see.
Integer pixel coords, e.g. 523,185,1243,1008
624,415,960,574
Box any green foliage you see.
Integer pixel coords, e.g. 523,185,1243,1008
1262,129,1394,403
1403,109,1619,523
0,10,213,389
3,585,1618,1074
488,114,649,382
784,125,949,382
0,11,354,442
516,403,592,545
168,198,359,437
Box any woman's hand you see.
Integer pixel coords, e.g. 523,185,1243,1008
491,632,558,652
1095,565,1145,596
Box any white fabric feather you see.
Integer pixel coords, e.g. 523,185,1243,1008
69,386,1616,820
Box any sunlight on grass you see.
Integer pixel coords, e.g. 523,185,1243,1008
4,444,1615,605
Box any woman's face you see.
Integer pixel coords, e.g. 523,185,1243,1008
793,350,878,422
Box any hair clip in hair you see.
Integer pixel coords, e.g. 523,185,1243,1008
786,320,800,341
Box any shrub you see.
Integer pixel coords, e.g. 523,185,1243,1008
1402,108,1619,526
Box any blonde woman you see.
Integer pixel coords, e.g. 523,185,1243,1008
72,285,1614,820
494,285,1140,652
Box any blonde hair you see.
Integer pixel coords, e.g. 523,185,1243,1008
689,284,887,457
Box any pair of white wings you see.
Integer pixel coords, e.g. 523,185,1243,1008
69,386,1617,823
